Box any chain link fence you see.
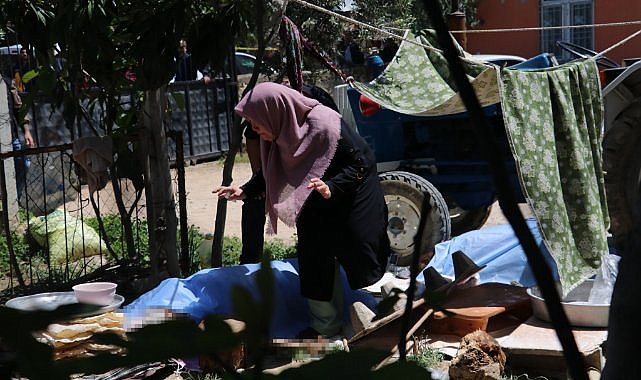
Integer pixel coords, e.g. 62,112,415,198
0,79,236,303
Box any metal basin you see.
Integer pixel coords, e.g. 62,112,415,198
527,279,609,328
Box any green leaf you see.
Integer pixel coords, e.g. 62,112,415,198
21,69,39,83
171,91,186,111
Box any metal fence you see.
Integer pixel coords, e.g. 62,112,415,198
0,137,189,303
24,79,235,164
166,79,234,163
0,80,237,303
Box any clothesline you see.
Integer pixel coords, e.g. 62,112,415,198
594,28,641,60
289,0,485,66
290,0,440,53
291,0,641,65
450,20,641,34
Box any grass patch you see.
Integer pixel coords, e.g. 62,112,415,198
216,151,251,165
205,235,297,267
407,340,444,370
1,213,297,280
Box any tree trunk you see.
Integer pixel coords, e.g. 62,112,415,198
142,88,180,278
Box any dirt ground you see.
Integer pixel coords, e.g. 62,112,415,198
184,160,298,243
184,160,531,244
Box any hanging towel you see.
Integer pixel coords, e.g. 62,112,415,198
72,136,113,193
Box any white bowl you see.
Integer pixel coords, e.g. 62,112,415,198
527,279,609,328
72,282,117,306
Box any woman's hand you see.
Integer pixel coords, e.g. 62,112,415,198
308,178,331,199
212,185,246,201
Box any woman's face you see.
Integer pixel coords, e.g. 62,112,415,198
250,120,274,141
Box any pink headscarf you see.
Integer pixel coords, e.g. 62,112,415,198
234,82,341,233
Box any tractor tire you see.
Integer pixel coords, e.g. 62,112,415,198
379,171,451,266
450,205,493,236
603,100,641,251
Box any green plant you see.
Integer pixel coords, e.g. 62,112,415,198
407,340,443,369
221,236,242,266
0,230,31,274
182,372,221,380
264,238,298,261
84,215,150,262
219,236,297,266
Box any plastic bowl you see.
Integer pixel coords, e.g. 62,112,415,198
72,282,117,306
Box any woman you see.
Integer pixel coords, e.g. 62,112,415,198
214,82,390,338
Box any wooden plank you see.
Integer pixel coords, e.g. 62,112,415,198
496,316,607,357
426,283,532,337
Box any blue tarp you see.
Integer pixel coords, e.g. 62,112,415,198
124,260,377,339
125,219,561,338
419,218,559,287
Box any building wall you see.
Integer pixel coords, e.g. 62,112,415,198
594,1,641,65
462,0,641,64
464,0,540,57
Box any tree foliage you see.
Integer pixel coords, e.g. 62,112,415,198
352,0,479,41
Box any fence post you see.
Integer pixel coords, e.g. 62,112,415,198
0,159,25,287
169,130,190,274
0,78,20,224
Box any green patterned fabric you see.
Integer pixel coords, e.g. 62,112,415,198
351,30,499,116
351,30,609,293
499,60,609,293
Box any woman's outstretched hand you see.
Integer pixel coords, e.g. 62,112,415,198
212,185,246,201
308,178,331,199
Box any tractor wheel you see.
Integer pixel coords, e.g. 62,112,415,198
450,205,493,236
379,171,451,266
603,100,641,250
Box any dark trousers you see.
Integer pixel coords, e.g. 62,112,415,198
240,197,266,264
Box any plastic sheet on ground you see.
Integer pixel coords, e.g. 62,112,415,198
123,259,377,339
418,218,560,288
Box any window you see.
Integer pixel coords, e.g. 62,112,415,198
541,0,594,62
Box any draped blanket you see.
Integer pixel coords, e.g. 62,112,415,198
499,60,609,293
349,31,609,293
351,30,498,116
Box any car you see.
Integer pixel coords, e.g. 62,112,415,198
472,54,527,67
0,44,22,55
234,51,279,76
234,52,258,75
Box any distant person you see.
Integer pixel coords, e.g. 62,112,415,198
13,48,34,92
380,38,399,64
214,83,390,339
175,39,197,81
366,48,385,79
344,42,364,66
2,74,35,199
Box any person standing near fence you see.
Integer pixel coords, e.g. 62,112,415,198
174,39,197,82
12,48,34,93
214,82,390,338
1,74,35,199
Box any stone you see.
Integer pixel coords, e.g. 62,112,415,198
449,330,506,380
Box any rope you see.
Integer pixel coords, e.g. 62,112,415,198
290,0,487,66
451,20,641,34
593,28,641,60
292,0,641,69
290,0,441,53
